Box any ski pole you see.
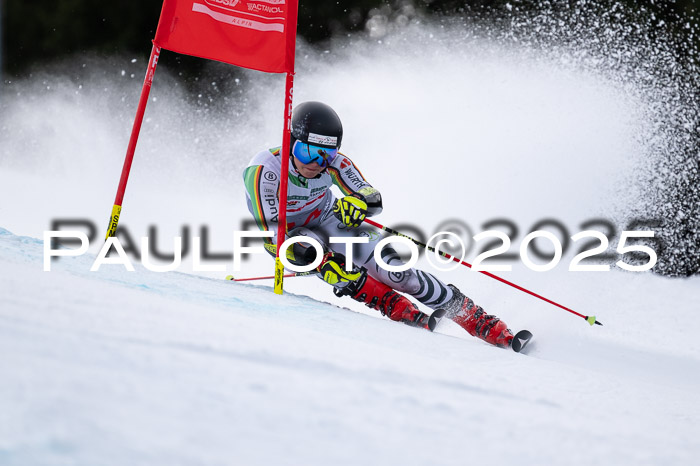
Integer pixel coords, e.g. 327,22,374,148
363,218,602,326
226,271,315,282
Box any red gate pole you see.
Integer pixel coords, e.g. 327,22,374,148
104,42,161,239
273,72,295,295
273,1,299,295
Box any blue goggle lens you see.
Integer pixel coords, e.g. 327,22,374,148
292,141,338,168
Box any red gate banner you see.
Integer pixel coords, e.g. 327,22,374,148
154,0,296,73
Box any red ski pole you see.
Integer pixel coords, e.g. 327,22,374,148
226,271,315,282
364,218,602,326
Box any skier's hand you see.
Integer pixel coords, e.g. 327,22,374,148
333,194,368,228
317,252,362,285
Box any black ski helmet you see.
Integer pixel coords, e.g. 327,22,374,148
291,101,343,150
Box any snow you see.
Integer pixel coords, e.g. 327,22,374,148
2,226,699,465
1,21,699,466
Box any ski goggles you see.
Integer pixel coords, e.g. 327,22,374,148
292,140,338,168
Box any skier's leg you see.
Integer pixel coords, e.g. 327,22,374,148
310,217,514,346
338,228,515,347
334,270,428,325
279,226,328,267
299,219,426,324
438,285,514,348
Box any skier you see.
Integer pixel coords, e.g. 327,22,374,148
243,101,515,349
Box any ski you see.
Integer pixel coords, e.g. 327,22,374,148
427,308,447,331
411,308,447,332
511,330,533,353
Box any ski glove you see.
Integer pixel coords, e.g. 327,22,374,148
317,252,362,285
333,193,368,228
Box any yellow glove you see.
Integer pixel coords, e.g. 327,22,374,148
317,252,362,285
333,194,368,228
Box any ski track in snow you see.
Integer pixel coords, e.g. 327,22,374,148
1,227,699,465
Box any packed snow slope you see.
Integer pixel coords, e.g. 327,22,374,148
2,227,699,466
1,16,699,466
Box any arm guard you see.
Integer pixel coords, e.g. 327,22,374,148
358,187,383,216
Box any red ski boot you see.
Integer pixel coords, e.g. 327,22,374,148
336,271,428,327
440,285,514,348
